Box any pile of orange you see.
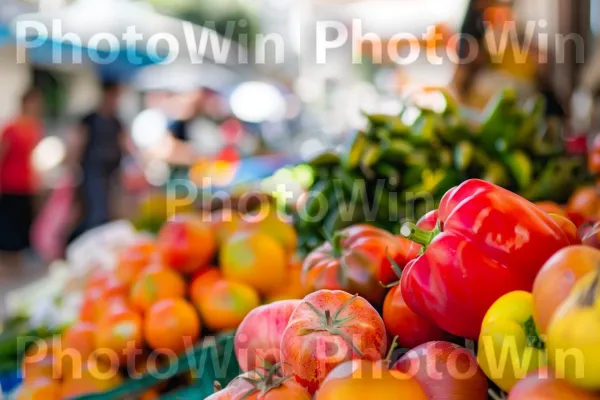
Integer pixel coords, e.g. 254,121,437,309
18,210,308,399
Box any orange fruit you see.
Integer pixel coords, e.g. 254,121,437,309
567,186,600,220
265,256,310,302
241,212,298,254
156,215,216,275
130,266,186,313
60,359,123,398
144,298,201,355
95,304,143,365
21,339,58,382
220,231,287,294
85,270,112,292
197,280,260,331
17,377,61,400
58,322,96,379
87,276,130,321
189,267,222,306
210,209,243,244
79,288,102,323
115,240,156,285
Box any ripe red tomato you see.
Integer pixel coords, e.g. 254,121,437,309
235,300,300,372
382,285,447,348
393,341,488,400
315,359,427,400
302,225,418,306
280,290,386,394
156,215,216,275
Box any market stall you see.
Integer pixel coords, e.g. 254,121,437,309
3,0,600,399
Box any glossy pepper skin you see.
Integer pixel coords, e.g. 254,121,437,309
400,179,570,339
477,291,547,393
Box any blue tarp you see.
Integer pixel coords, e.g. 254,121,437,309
0,22,158,81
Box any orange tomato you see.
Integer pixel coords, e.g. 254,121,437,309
17,377,61,400
85,270,112,292
281,290,387,394
315,360,427,400
90,276,130,321
79,288,102,322
567,186,600,221
532,245,600,334
535,201,566,217
220,231,287,294
189,267,222,307
548,214,580,245
21,339,58,382
508,368,600,400
265,257,310,303
115,240,156,285
95,304,143,365
58,322,96,379
60,359,123,399
156,215,216,275
241,212,298,255
130,266,186,313
144,298,201,355
209,209,243,246
196,280,260,332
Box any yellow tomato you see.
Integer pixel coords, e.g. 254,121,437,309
547,268,600,391
477,291,547,392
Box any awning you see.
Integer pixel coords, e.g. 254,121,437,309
10,0,246,81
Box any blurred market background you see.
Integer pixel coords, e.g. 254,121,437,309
0,0,600,356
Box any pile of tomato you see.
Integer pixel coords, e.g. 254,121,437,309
18,179,600,400
18,209,307,400
209,179,600,400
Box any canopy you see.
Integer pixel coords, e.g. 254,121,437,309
10,0,246,80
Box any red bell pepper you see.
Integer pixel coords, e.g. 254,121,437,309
399,179,570,339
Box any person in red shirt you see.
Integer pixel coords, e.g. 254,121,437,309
0,87,43,259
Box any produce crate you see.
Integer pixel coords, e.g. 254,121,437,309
73,333,240,400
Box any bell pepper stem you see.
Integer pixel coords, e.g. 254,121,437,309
400,222,435,247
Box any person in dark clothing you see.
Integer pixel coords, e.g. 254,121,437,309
69,82,125,241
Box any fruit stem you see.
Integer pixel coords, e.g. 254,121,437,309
523,316,545,350
324,310,333,328
385,336,399,362
579,267,600,307
331,233,347,258
400,222,440,248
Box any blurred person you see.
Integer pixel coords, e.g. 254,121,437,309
452,0,566,117
164,90,203,169
0,88,43,269
68,82,127,241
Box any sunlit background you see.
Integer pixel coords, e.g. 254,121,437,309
0,0,597,198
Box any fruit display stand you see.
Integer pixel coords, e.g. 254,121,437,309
71,334,240,400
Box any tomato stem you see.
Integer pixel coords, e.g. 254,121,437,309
331,232,347,258
523,316,545,350
385,336,399,362
578,267,600,307
324,310,333,328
